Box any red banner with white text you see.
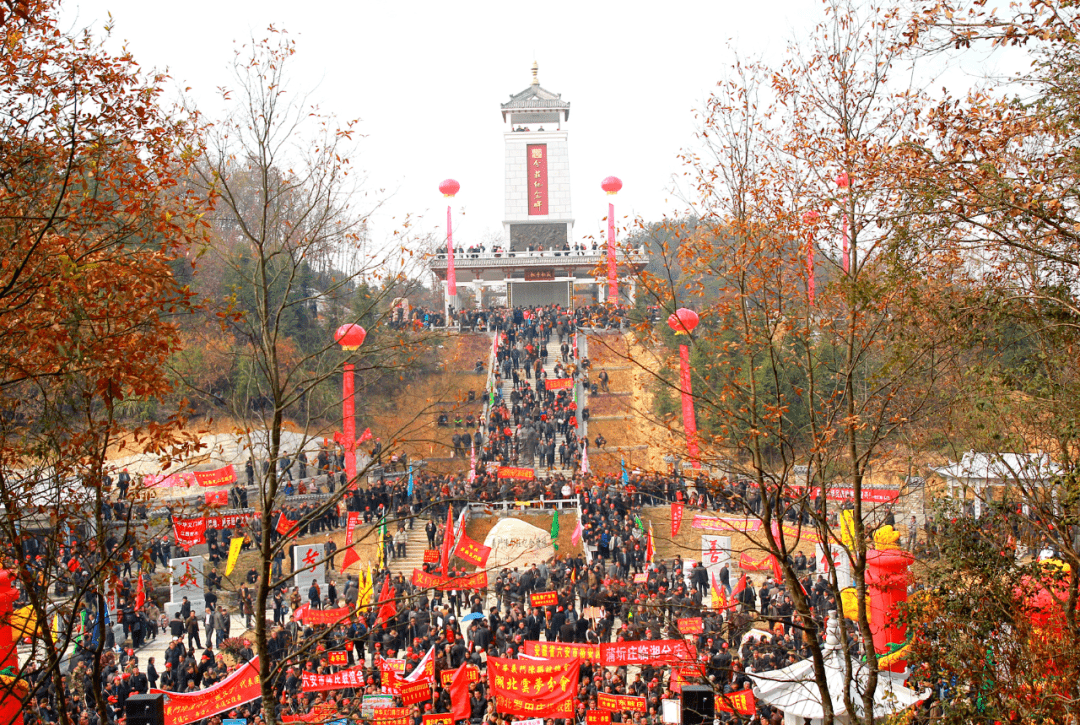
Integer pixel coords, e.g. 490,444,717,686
600,640,695,667
151,656,261,725
523,640,600,661
302,663,367,692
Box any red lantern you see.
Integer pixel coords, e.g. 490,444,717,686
335,324,367,350
439,178,460,197
601,176,623,195
835,172,850,190
802,211,820,224
667,308,699,335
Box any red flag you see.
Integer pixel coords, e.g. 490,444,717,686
452,529,491,568
339,511,362,573
359,428,373,444
376,576,397,622
276,512,297,537
135,574,145,610
732,573,747,601
440,507,455,577
671,503,684,538
770,554,784,585
449,664,476,722
645,522,655,563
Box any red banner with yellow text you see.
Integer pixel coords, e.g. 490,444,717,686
453,530,491,567
487,656,579,718
529,591,559,608
597,693,646,714
195,464,237,487
497,466,536,480
411,568,488,591
716,689,756,716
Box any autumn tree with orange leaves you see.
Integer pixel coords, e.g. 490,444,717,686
0,2,208,723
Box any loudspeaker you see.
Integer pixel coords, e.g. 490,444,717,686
681,685,715,725
126,693,165,725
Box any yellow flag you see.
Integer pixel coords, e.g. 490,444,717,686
357,564,373,611
225,536,245,576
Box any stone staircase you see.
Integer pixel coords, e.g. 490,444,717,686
494,331,579,479
387,521,431,576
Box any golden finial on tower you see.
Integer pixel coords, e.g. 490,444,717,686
531,61,539,86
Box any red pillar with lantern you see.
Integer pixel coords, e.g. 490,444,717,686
601,176,622,303
668,308,701,469
439,179,460,315
335,324,367,486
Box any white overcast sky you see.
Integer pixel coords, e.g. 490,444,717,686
60,0,1020,252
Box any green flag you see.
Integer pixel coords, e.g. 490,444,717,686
551,510,560,541
634,515,644,532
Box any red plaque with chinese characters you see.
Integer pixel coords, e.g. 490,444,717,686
527,144,548,216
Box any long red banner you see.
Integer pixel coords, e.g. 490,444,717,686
597,693,646,714
522,641,600,661
691,516,762,533
151,657,261,725
599,640,695,667
411,568,488,591
487,656,578,717
497,466,536,480
544,378,573,391
302,663,367,692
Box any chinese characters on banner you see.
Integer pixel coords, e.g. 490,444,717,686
487,656,579,718
411,568,489,591
529,591,559,608
151,657,261,725
596,694,647,714
715,689,756,716
544,378,573,391
173,518,207,547
194,464,237,487
453,530,492,567
587,711,612,725
599,640,695,667
522,641,600,661
497,466,536,480
423,549,440,564
398,680,432,706
440,666,482,687
327,650,348,666
423,716,453,725
527,144,548,216
691,515,762,533
671,503,684,538
302,663,368,692
676,617,703,635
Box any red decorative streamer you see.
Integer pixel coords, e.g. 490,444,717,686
447,204,457,296
679,344,701,468
607,202,617,301
343,362,356,486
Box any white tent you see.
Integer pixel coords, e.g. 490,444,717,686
748,611,927,725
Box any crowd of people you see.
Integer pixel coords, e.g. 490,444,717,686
12,302,942,725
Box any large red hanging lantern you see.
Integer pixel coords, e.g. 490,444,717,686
667,307,699,335
334,324,366,488
601,176,623,195
602,176,622,302
668,307,701,468
439,178,460,197
335,324,367,350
